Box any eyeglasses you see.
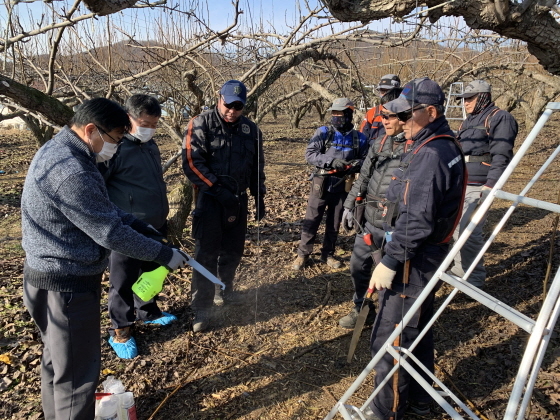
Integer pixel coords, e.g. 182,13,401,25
222,97,244,111
381,113,398,120
395,105,428,122
96,125,123,145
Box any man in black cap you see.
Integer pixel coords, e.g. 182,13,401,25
292,98,368,271
182,80,266,333
449,80,518,288
355,77,466,420
360,74,401,142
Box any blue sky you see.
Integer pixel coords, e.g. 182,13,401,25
2,0,416,44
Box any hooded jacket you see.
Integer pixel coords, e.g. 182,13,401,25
305,125,369,194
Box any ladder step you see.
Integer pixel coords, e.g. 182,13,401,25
495,190,560,214
441,273,535,333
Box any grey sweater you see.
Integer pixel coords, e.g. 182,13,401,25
21,126,173,292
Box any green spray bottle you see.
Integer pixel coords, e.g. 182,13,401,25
132,266,169,301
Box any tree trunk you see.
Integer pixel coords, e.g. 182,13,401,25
0,75,74,127
166,179,194,246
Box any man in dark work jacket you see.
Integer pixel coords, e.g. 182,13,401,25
182,80,266,333
449,80,518,288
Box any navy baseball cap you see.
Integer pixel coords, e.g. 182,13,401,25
220,80,247,105
384,77,445,113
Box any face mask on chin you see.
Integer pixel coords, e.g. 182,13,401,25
134,126,156,143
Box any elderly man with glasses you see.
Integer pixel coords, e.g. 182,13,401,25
182,80,266,333
353,78,466,420
338,87,405,329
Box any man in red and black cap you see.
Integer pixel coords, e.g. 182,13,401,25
182,80,266,333
355,77,466,420
449,80,518,289
359,74,401,142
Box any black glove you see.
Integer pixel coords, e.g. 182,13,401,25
213,185,239,208
331,159,349,170
255,195,266,221
212,185,240,229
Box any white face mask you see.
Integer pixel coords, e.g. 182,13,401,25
95,128,119,163
134,126,156,143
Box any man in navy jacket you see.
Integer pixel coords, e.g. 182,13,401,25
359,78,466,420
449,80,518,288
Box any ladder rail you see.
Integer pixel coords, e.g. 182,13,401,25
452,125,560,286
506,266,560,419
388,347,480,420
516,284,560,420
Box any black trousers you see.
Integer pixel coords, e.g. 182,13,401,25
297,189,347,258
349,222,385,309
191,192,248,311
23,280,101,420
107,251,162,331
369,248,445,420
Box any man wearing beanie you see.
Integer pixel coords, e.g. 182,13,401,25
360,74,401,142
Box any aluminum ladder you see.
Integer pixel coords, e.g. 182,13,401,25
445,82,467,121
324,102,560,420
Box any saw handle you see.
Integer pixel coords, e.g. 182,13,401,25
365,288,374,299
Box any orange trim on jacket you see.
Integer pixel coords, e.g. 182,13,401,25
184,118,213,188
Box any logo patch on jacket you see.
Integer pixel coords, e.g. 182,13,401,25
242,124,250,134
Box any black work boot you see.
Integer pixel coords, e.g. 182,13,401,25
338,306,376,329
192,309,210,333
292,255,309,270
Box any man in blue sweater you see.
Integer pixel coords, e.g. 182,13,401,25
21,98,188,420
100,95,176,360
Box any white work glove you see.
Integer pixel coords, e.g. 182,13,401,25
479,185,492,204
166,248,189,271
341,207,354,234
368,262,397,291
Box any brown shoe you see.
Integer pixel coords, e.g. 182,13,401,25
113,326,132,344
292,255,309,270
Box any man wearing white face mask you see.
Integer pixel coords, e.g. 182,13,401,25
21,98,189,420
98,94,175,359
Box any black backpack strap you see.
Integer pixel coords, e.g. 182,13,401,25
322,126,335,153
352,129,359,157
